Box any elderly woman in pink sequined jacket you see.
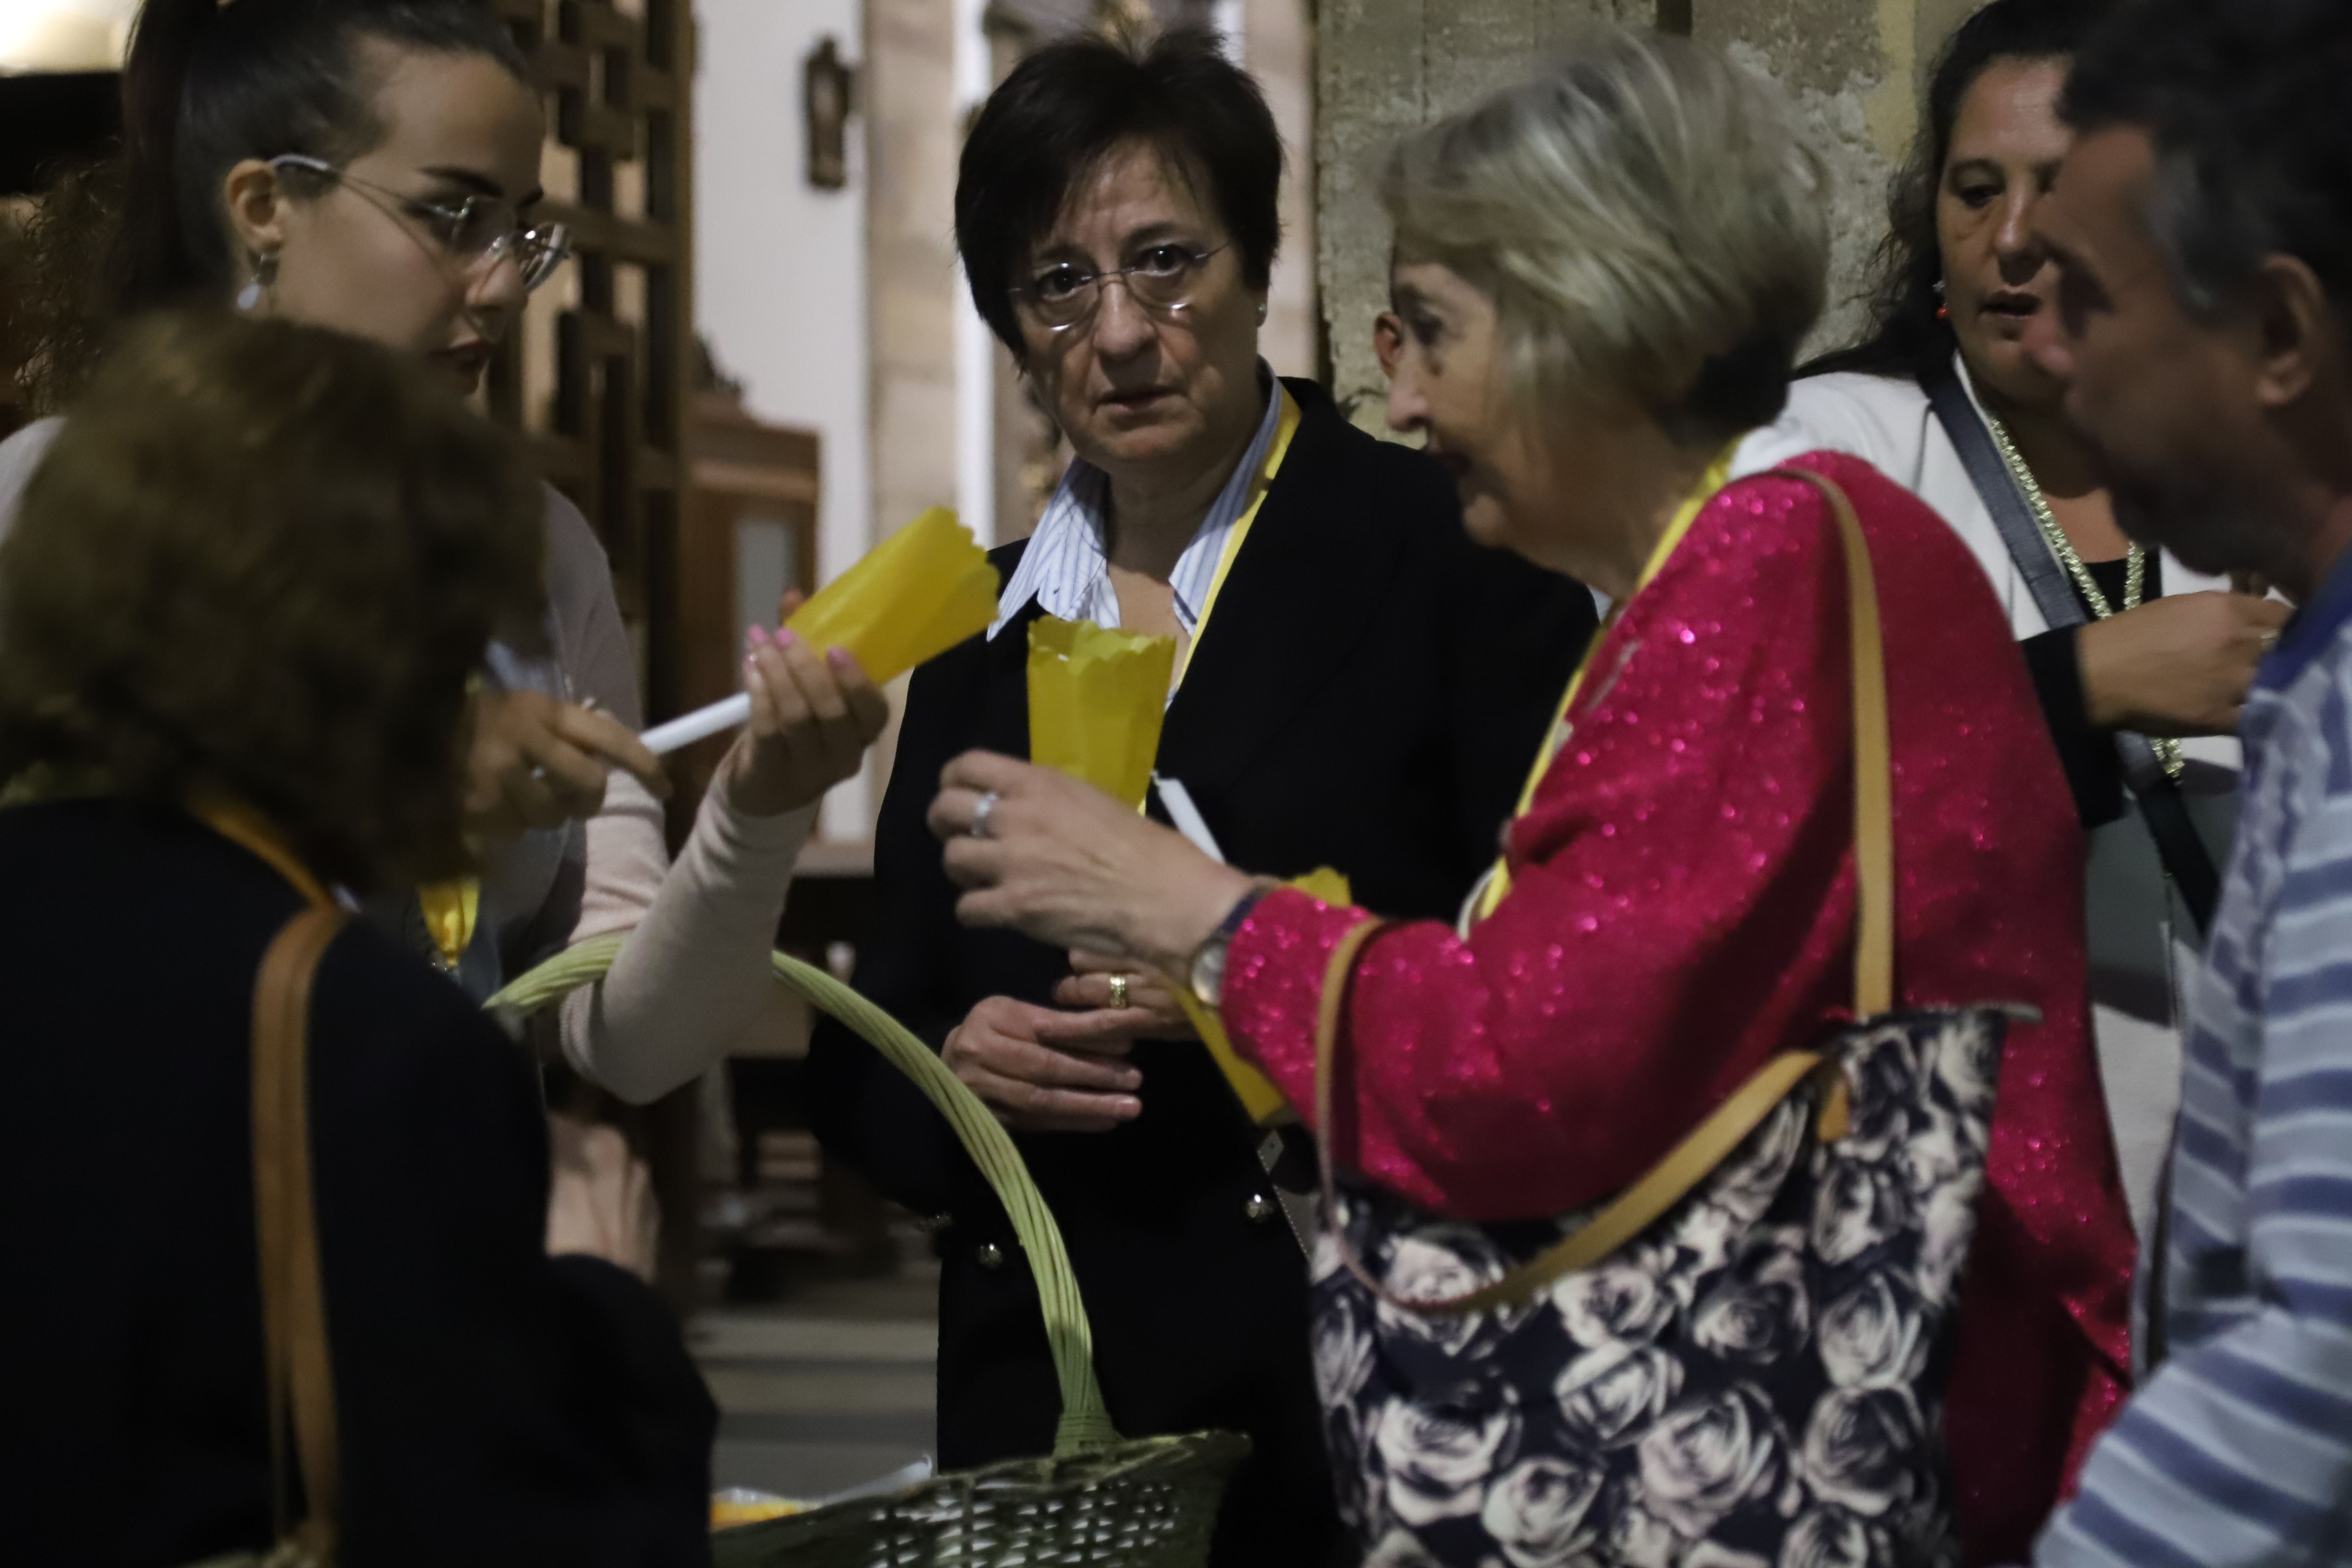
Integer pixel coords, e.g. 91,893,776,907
925,31,2136,1565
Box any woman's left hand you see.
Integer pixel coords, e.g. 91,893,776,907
929,750,1254,973
722,593,893,818
1053,950,1198,1042
545,1115,660,1284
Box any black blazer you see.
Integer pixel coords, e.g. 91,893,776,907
806,380,1594,1565
0,799,714,1568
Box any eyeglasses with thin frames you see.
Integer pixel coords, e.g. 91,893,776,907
268,154,573,294
1014,242,1231,333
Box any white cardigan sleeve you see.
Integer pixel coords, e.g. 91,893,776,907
539,492,819,1102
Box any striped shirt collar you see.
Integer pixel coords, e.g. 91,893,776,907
989,369,1287,640
2259,538,2352,693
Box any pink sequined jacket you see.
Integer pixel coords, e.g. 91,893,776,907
1220,453,2138,1565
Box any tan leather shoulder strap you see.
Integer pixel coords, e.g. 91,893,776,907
1308,466,1890,1317
1782,466,1893,1018
253,905,348,1563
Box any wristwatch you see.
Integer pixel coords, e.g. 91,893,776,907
1187,884,1271,1008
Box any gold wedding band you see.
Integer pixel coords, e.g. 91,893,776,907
1108,973,1130,1010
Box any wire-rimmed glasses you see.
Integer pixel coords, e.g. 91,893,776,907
1014,242,1231,333
269,154,573,294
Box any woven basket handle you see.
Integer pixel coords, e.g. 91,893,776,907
489,942,1121,1456
1311,466,1889,1317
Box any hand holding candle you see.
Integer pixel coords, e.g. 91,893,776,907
720,598,892,818
642,508,998,755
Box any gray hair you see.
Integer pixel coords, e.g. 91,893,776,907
1380,28,1829,442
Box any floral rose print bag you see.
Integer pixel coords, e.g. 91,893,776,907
1307,474,2017,1568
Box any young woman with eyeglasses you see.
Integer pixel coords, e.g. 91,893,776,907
0,0,887,1106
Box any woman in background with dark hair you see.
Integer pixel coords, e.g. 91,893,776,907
0,0,885,1105
1737,0,2282,1252
0,312,711,1567
805,27,1591,1565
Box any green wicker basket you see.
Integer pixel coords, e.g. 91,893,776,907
489,936,1250,1568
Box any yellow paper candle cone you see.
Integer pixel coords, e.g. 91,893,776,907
784,507,999,684
1026,616,1177,812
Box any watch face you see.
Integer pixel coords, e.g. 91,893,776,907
1190,937,1230,1007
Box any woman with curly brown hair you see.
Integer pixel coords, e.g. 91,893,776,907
0,311,713,1565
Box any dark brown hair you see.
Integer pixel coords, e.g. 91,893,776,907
1804,0,2113,381
0,311,545,891
116,0,528,309
955,25,1282,360
5,0,528,412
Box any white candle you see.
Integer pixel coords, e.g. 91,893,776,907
640,692,752,756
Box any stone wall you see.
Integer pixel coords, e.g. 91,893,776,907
1316,0,1976,433
866,0,964,544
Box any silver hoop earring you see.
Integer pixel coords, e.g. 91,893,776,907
236,251,279,313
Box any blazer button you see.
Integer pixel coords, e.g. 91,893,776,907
976,1241,1006,1269
1244,1193,1278,1224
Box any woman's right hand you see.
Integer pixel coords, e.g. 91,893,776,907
2077,589,2289,736
943,994,1144,1134
466,687,671,846
545,1115,660,1283
721,601,891,818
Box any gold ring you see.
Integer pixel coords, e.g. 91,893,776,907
1108,973,1130,1010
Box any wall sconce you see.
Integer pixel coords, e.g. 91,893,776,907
803,35,854,192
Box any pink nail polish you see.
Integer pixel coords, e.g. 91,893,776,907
748,624,770,648
776,628,801,649
827,646,854,670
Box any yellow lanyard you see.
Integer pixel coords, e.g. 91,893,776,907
1171,384,1303,692
417,879,481,971
1470,443,1743,924
1,771,338,912
193,798,335,910
417,675,489,969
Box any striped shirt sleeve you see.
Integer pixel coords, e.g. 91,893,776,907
2037,681,2352,1567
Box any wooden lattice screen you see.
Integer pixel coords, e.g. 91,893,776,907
488,0,694,742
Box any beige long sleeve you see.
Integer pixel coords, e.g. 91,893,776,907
539,492,813,1102
559,775,815,1102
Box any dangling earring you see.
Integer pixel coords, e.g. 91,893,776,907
236,250,279,313
1932,276,1949,322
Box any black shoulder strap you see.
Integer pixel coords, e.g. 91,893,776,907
1922,359,2086,633
1921,360,2220,937
2135,770,2221,936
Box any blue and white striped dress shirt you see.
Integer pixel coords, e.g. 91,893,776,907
2036,551,2352,1566
988,374,1287,641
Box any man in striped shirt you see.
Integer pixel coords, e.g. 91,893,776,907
2022,2,2352,1562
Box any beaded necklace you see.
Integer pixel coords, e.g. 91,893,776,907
1982,412,2185,781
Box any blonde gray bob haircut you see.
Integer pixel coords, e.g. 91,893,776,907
1380,28,1829,444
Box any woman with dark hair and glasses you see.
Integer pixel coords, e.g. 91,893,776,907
805,27,1591,1565
1735,0,2284,1254
0,0,888,1103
